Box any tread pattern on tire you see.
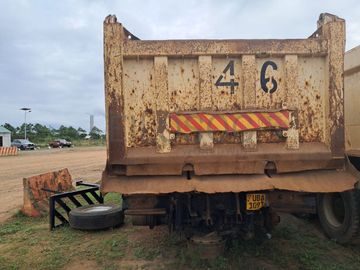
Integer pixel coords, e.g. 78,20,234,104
317,190,360,244
69,204,124,230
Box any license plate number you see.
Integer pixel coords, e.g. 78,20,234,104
246,193,266,210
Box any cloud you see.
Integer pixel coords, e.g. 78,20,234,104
0,0,359,132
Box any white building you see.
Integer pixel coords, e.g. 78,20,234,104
0,126,11,147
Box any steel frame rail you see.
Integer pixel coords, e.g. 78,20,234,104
48,181,103,230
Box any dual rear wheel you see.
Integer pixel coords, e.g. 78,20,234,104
317,190,360,244
67,191,360,244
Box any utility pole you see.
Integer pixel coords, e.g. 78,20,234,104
20,108,31,140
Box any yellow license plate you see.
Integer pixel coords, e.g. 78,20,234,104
246,193,266,210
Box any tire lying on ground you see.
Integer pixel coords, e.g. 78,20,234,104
317,190,360,244
69,204,124,230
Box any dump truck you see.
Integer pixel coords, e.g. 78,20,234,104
101,13,360,244
345,45,360,171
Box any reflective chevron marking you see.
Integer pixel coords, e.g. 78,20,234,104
0,147,18,156
169,110,290,133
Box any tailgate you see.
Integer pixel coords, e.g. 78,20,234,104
103,14,345,176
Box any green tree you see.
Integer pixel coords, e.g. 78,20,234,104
89,126,103,140
2,123,105,145
33,124,52,138
3,123,16,137
16,123,35,140
77,127,87,139
57,125,79,140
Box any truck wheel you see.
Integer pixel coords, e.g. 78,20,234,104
317,190,360,244
69,204,124,230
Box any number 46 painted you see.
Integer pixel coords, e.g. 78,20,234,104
215,60,278,94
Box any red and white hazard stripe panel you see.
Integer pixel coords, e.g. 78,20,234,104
0,147,18,157
170,110,290,134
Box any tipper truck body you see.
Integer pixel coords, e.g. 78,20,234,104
101,13,360,243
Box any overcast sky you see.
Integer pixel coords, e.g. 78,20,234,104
1,0,360,132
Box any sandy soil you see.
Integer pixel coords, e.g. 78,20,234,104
0,146,106,222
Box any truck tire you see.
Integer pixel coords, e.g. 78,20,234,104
317,190,360,244
69,204,124,230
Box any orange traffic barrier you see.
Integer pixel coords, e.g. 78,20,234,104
0,147,18,156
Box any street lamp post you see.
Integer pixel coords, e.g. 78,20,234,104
20,108,31,140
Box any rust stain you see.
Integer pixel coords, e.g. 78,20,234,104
102,13,346,177
0,147,18,156
123,39,328,57
22,169,74,217
102,169,358,195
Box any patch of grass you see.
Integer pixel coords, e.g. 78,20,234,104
273,224,297,240
224,220,360,270
295,249,321,269
0,212,29,236
105,192,122,205
103,264,120,270
71,139,105,147
0,211,130,270
81,232,128,264
210,256,228,270
2,212,360,269
37,248,70,270
0,221,23,236
174,247,207,269
172,247,230,270
133,246,160,260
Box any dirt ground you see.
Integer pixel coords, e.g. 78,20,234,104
0,146,106,222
